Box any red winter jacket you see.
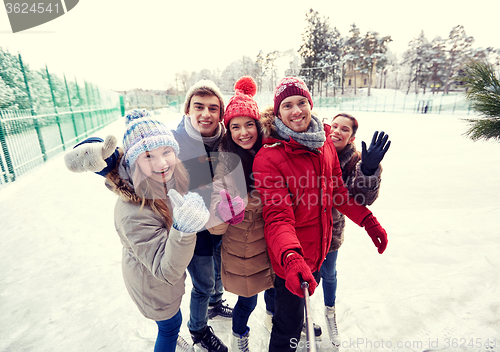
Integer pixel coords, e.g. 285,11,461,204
252,109,371,279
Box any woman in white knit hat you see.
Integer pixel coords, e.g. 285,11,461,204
101,109,209,352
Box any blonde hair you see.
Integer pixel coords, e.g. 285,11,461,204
133,157,189,229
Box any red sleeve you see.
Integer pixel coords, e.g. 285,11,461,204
252,151,303,268
329,146,372,226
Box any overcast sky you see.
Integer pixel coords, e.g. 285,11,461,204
1,0,499,91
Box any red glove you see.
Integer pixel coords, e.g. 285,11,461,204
216,190,245,225
361,214,388,254
283,252,317,298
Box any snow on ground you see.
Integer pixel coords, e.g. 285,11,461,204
1,108,499,352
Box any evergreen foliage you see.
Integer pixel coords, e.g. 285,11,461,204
460,60,500,142
0,47,94,111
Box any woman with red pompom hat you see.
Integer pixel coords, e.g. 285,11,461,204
205,76,277,352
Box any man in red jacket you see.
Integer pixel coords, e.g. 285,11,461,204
253,77,388,352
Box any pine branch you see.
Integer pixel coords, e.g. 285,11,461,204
463,117,500,141
459,60,500,142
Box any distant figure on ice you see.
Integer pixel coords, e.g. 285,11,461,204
252,77,389,352
323,113,390,347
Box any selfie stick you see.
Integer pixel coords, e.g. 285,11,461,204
301,281,318,352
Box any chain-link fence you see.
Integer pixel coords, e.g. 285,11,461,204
0,49,123,184
310,91,472,115
252,91,472,115
0,104,120,184
123,92,184,112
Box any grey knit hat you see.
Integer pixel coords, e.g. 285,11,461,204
183,79,225,119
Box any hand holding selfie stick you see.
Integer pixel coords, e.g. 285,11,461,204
301,281,318,352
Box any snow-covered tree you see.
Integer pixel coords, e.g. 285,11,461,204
0,48,30,110
358,30,392,96
460,60,500,142
263,51,279,91
343,23,363,95
298,8,331,95
323,27,343,97
298,9,347,96
27,70,52,110
403,31,434,94
429,37,447,93
0,76,16,109
220,61,245,91
443,25,474,94
378,50,399,90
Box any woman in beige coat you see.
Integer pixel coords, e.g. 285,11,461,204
205,77,275,352
103,110,209,352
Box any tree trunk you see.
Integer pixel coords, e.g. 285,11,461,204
415,71,419,95
406,72,412,95
367,64,372,97
325,73,329,97
354,70,357,95
341,64,345,95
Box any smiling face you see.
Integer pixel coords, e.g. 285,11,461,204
136,146,177,183
330,116,356,152
229,116,258,150
277,95,312,133
187,94,221,137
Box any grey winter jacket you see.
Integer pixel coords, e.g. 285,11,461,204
107,156,196,321
329,143,382,252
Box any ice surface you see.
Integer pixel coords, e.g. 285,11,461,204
1,106,499,352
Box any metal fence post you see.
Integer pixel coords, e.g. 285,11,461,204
84,81,95,130
94,84,104,124
19,52,47,162
0,113,16,182
119,95,125,116
64,74,79,143
75,78,89,136
46,65,65,150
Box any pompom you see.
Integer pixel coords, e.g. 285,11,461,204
234,76,257,97
125,109,151,123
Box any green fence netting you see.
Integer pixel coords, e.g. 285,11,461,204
0,105,121,184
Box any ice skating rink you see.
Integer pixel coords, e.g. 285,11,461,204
1,110,499,352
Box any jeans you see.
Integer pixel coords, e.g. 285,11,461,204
187,254,216,332
210,236,224,305
264,287,277,314
155,309,182,352
320,250,338,307
233,288,277,335
232,295,258,335
269,272,321,352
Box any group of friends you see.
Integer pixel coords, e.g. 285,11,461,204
64,75,391,352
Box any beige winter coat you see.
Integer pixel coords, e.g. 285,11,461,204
106,157,196,321
206,152,274,297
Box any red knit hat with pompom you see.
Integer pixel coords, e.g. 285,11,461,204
223,76,260,127
273,76,313,116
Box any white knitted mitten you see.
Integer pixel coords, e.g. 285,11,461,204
64,135,117,173
168,189,210,233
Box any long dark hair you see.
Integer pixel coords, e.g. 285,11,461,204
221,119,263,193
331,113,359,137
